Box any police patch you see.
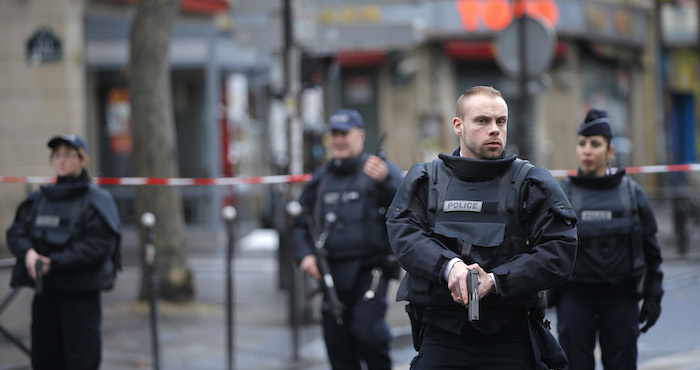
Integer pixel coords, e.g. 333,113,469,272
35,215,60,228
443,200,483,213
323,191,360,205
581,210,612,221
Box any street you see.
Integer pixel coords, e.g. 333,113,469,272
638,264,700,370
2,204,700,369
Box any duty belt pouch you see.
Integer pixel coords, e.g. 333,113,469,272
527,314,568,370
405,304,425,351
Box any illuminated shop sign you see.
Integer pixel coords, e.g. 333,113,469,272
455,0,559,32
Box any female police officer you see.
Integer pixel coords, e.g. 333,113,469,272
555,109,664,369
6,134,121,370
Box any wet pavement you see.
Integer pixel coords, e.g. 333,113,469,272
1,200,700,369
0,228,416,370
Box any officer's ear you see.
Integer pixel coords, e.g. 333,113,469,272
357,128,366,141
453,117,463,136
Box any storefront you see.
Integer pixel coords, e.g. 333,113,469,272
294,0,654,170
84,5,270,227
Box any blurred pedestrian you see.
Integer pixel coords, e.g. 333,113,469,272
291,109,402,369
6,134,121,370
386,85,577,369
554,109,664,369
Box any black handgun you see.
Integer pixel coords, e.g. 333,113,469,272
467,268,479,321
35,259,43,295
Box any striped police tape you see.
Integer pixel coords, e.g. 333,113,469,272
0,174,312,186
2,163,700,186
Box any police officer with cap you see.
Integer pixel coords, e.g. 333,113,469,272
386,86,578,369
291,109,402,369
554,109,664,369
6,134,121,370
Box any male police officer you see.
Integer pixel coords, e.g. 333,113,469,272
386,86,578,369
291,109,402,369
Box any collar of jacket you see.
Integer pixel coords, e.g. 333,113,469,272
439,149,517,182
42,170,91,200
569,167,626,189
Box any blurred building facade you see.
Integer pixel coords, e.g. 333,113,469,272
2,0,697,243
0,0,271,242
280,0,662,173
657,0,700,166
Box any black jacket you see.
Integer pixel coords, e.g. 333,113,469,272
6,170,121,292
291,153,402,289
386,150,578,319
561,168,664,301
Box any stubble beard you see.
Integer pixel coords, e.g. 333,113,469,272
480,148,503,160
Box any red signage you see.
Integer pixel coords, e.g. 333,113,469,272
456,0,559,32
105,88,133,156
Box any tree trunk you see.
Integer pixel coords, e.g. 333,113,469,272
129,0,193,302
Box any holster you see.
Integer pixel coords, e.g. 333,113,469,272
405,304,425,351
527,312,568,370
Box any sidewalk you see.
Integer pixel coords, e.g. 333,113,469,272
2,199,700,369
0,229,416,370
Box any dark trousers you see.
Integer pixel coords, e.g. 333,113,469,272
411,316,535,370
322,272,392,370
556,283,639,370
31,290,102,370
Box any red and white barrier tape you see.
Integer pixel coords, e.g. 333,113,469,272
2,163,700,186
548,163,700,178
0,174,313,186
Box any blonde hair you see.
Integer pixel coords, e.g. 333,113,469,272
455,86,503,118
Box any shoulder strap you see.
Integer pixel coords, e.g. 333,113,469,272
500,159,534,260
623,176,639,221
29,190,44,225
426,158,451,225
503,159,534,215
69,185,98,234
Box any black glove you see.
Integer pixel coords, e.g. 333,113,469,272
639,298,661,333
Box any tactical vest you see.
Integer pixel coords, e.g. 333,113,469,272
315,159,390,260
560,176,645,285
28,184,120,291
430,158,533,272
31,187,93,253
397,158,534,307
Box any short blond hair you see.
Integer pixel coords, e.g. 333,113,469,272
455,86,503,118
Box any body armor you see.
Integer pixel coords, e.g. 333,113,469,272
11,182,121,291
396,157,534,308
315,154,390,260
561,175,645,285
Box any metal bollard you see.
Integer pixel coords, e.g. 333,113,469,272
285,201,304,360
141,212,160,370
222,206,237,370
